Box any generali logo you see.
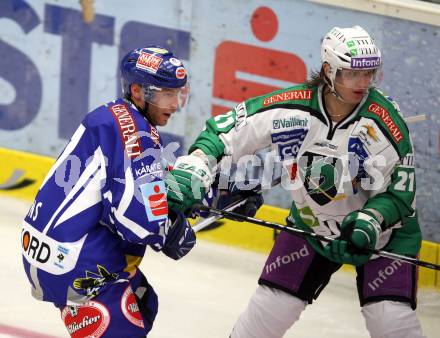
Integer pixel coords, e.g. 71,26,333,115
367,103,403,143
263,89,312,106
110,104,143,158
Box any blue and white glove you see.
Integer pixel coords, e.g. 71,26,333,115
165,155,214,214
162,210,196,260
324,210,381,266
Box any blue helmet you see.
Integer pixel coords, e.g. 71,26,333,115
120,46,188,98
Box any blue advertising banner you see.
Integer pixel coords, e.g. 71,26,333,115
0,0,439,240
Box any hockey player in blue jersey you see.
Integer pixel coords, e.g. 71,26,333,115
21,46,194,337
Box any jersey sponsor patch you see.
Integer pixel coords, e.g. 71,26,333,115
278,138,307,160
347,137,370,180
169,57,182,66
313,141,338,151
272,128,307,160
272,117,308,130
136,51,163,73
121,285,144,328
350,56,381,69
359,124,379,144
150,125,160,146
21,221,86,275
109,104,143,158
367,102,403,143
401,153,414,167
134,161,164,179
350,119,389,155
140,181,168,221
175,66,186,79
271,129,307,143
61,301,110,338
263,89,312,106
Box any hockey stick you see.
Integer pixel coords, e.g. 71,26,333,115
192,176,282,233
404,114,426,124
192,197,248,232
195,204,440,271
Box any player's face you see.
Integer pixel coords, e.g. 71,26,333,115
146,85,189,126
147,100,178,126
334,68,378,104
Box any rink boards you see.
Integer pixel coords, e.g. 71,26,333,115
2,146,439,290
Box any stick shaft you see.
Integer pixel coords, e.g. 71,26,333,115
192,198,247,232
192,176,282,233
196,205,440,271
404,114,426,124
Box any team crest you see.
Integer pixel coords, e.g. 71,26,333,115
298,152,348,206
73,265,119,297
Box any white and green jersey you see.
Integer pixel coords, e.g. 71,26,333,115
190,84,421,257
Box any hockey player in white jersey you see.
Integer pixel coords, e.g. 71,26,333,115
21,46,194,337
165,26,426,337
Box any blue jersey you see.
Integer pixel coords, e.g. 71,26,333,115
22,99,172,305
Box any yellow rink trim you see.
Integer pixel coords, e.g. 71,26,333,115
0,147,55,201
1,147,439,289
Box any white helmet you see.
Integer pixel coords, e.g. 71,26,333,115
321,26,381,90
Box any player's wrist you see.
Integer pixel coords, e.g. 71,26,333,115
362,208,385,230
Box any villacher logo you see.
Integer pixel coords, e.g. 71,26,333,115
61,301,110,338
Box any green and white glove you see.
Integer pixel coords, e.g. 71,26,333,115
165,155,214,213
324,210,382,266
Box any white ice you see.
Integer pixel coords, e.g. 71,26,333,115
1,195,439,338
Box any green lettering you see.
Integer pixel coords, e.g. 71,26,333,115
347,40,355,48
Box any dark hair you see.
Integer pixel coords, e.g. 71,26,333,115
305,66,326,87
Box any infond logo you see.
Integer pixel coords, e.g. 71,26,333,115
368,259,403,291
351,56,381,69
265,244,310,274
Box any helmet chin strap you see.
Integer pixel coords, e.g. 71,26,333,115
323,74,351,104
125,95,151,121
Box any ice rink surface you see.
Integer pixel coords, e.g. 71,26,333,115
1,195,439,338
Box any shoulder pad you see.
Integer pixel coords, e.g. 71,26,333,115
362,89,411,157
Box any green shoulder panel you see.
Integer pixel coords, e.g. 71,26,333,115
245,83,319,115
360,89,411,158
189,84,319,158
